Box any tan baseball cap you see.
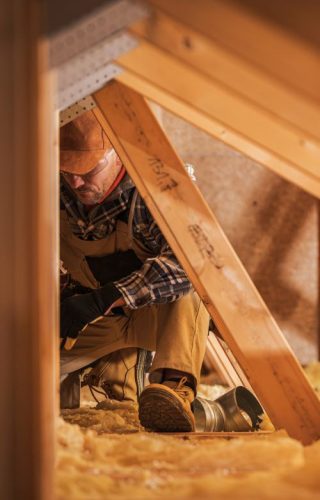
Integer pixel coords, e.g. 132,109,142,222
60,110,113,174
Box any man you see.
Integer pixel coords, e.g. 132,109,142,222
60,109,209,432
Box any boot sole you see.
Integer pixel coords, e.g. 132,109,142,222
139,386,195,432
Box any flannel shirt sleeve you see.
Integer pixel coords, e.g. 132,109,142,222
114,209,192,309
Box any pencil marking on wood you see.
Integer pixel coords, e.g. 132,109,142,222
148,156,178,192
188,224,224,269
118,90,150,147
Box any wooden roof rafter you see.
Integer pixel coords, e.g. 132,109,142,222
112,0,320,198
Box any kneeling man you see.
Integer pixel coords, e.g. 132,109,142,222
60,110,209,432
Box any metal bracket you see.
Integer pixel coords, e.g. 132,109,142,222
58,62,122,110
49,0,148,68
56,31,138,110
52,0,147,111
59,96,96,127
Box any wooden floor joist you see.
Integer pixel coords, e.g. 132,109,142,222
93,80,320,445
116,44,320,198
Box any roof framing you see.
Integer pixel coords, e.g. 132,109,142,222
93,80,320,444
113,0,320,197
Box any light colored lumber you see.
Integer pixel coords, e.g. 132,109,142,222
205,332,243,388
116,43,320,198
93,80,320,444
131,11,320,142
0,1,58,498
318,200,320,361
206,332,252,390
215,336,255,392
147,0,320,103
117,43,320,178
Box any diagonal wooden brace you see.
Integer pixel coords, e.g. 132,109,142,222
205,331,253,391
93,80,320,444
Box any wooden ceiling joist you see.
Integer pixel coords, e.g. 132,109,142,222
93,80,320,445
116,43,320,198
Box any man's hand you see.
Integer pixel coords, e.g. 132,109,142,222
60,283,123,350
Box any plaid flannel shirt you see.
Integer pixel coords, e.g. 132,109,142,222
60,173,192,309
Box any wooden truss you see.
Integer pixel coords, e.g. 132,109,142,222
3,1,320,498
204,331,254,390
93,81,320,445
115,0,320,198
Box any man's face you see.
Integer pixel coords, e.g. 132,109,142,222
61,149,122,205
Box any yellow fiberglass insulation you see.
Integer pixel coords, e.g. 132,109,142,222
56,366,320,499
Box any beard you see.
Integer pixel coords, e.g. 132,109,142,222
75,187,104,205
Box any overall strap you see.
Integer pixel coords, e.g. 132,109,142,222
127,189,138,249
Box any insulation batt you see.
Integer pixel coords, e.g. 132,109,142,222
56,365,320,499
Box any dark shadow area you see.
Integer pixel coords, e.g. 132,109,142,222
44,0,111,35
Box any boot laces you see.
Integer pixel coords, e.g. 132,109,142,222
82,374,110,404
173,376,191,399
88,383,109,403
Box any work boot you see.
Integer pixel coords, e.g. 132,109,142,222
83,348,150,403
139,376,195,432
60,370,81,409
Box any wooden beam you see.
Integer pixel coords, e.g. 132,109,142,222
93,80,320,444
318,200,320,361
206,332,254,391
147,0,320,103
116,46,320,198
131,11,320,143
117,43,320,181
235,0,320,48
205,333,244,388
0,1,58,498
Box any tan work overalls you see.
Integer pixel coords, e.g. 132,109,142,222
60,191,209,386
